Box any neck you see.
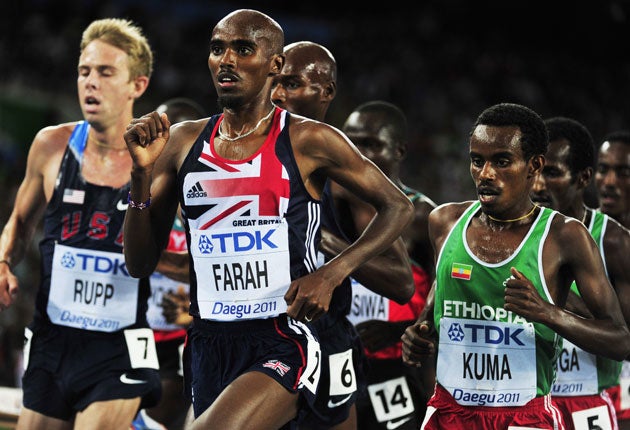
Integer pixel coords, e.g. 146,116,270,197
88,121,130,149
219,106,275,141
566,202,588,224
486,204,538,224
88,131,127,151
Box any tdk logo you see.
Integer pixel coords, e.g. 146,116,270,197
187,182,207,198
198,229,279,255
460,322,525,346
70,252,130,276
198,235,214,254
61,252,77,269
448,323,465,341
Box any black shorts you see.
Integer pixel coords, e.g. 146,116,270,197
298,314,368,428
156,336,185,379
22,324,161,420
356,357,428,430
184,315,321,424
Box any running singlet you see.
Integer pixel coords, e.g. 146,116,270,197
177,108,321,321
35,121,149,332
552,209,621,396
434,201,560,407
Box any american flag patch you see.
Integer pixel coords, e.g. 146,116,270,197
262,359,290,377
63,189,85,204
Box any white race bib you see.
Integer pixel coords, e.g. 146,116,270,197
190,221,290,321
124,328,159,369
347,278,389,326
437,317,537,407
291,319,320,395
367,376,414,422
48,244,138,332
328,348,357,396
551,339,598,396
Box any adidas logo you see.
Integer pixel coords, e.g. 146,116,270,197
186,182,207,198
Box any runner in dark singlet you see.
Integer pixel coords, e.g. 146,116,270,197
0,18,161,430
122,9,414,429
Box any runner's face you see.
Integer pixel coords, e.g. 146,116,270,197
595,141,630,219
271,58,324,119
470,125,534,217
77,40,135,128
343,112,400,177
532,139,580,213
208,22,274,109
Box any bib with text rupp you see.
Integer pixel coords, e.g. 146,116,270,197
437,316,537,406
190,220,290,320
48,243,139,332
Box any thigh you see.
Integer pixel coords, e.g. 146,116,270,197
190,371,299,430
74,397,141,430
16,406,72,430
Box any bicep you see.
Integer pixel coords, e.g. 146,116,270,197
12,133,58,228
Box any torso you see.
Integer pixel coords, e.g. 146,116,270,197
35,121,149,331
177,108,322,321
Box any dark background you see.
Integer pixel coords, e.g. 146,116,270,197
1,0,630,387
3,0,630,202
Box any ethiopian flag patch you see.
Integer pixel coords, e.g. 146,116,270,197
451,263,472,280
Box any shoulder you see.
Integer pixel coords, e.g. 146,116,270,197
170,117,210,140
164,117,211,164
286,114,350,150
603,216,630,253
548,211,597,253
31,122,78,156
428,201,475,250
429,201,473,224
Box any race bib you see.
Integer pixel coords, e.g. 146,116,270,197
437,317,537,407
292,319,321,394
124,328,159,369
367,376,414,422
190,221,291,321
570,406,612,430
551,339,598,396
347,278,389,326
328,348,357,396
48,244,138,332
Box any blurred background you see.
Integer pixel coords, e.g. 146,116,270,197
1,0,630,394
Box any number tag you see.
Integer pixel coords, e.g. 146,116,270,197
124,328,159,369
571,405,612,430
23,327,33,373
329,349,356,396
178,342,185,377
508,427,546,429
367,376,414,422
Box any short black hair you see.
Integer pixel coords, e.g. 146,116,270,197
544,116,595,174
601,130,630,147
472,103,548,161
353,100,407,145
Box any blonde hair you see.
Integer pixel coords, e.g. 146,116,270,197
80,18,153,80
